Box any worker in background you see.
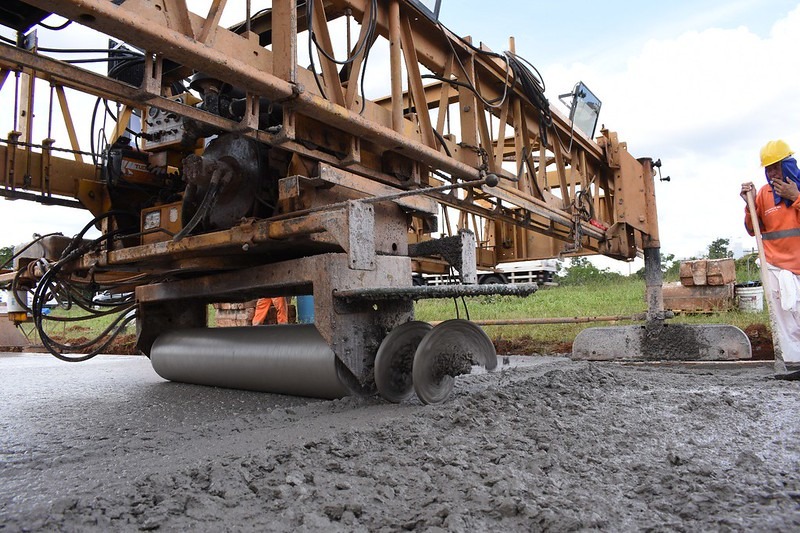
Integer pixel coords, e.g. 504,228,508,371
252,297,289,325
740,139,800,372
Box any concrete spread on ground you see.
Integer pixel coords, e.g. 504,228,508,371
1,353,799,531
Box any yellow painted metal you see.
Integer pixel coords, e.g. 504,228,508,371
0,0,658,274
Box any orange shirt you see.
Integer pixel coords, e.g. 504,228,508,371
745,184,800,274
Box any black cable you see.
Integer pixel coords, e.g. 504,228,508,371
229,6,272,33
103,99,142,140
435,21,511,110
60,210,136,259
0,35,15,46
64,57,142,65
356,29,375,114
10,212,166,363
40,276,135,317
437,18,506,61
173,180,223,241
10,268,33,313
431,127,453,158
89,97,102,166
420,74,503,105
308,0,376,66
29,212,142,362
37,47,140,55
307,36,328,99
431,169,456,185
34,280,137,362
305,0,329,99
505,51,552,147
37,19,72,31
306,0,377,113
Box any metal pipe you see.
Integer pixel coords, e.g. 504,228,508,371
429,313,646,327
643,247,664,322
150,324,350,399
746,189,785,372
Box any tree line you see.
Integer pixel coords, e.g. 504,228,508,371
558,238,758,286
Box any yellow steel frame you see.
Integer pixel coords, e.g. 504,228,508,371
0,0,660,273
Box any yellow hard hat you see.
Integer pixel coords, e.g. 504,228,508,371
760,139,793,167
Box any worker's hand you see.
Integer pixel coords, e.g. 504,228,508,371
771,178,800,203
740,182,755,203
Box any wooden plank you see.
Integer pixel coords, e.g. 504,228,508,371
707,259,736,286
680,259,708,287
662,282,734,312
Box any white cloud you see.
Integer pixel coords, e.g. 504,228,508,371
543,4,800,267
0,199,98,246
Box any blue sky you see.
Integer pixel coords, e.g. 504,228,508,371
437,0,800,268
2,0,800,271
442,0,796,64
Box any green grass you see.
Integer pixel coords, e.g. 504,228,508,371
21,279,769,354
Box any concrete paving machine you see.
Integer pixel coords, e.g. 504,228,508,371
0,0,750,403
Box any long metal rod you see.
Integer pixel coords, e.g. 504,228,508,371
745,189,784,372
430,313,646,327
0,188,83,208
268,174,494,223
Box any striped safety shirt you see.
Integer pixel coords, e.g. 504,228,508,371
745,184,800,274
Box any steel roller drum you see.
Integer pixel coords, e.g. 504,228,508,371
374,321,433,403
412,319,497,405
150,325,351,399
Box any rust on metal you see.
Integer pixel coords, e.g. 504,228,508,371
0,0,691,380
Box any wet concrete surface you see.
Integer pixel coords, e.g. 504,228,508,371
1,352,318,530
2,352,800,531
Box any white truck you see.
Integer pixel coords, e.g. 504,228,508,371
417,259,560,286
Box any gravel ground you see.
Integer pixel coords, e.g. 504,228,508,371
1,353,800,531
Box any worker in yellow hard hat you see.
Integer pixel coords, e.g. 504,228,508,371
740,140,800,373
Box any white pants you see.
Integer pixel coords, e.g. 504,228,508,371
765,263,800,365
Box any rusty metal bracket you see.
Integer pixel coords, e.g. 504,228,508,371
345,200,376,271
267,201,376,271
140,53,163,97
408,229,477,283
